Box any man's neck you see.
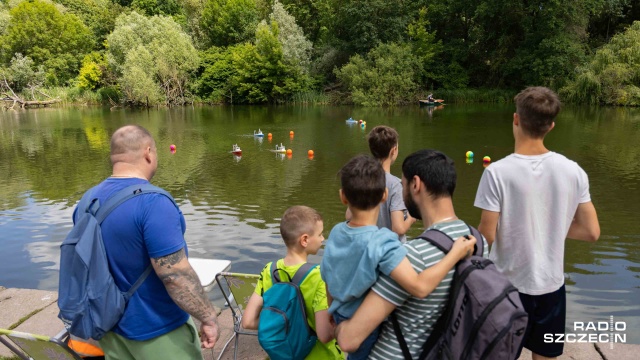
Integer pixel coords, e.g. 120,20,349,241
514,136,549,156
111,163,149,180
283,249,308,266
420,197,457,229
348,207,380,227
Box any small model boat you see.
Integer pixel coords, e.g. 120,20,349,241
254,129,264,137
274,143,286,153
345,117,358,124
232,144,242,155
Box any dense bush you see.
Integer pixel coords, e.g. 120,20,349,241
335,43,420,106
561,21,640,105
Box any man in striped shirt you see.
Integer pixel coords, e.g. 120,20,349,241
335,149,489,360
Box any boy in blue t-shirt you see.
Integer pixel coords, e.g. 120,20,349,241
321,155,476,360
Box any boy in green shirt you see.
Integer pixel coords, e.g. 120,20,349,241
242,206,344,359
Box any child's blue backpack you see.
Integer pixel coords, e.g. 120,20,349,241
58,183,177,340
258,261,318,360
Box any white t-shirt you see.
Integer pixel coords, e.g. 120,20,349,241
474,152,591,295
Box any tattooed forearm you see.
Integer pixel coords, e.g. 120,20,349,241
153,250,218,325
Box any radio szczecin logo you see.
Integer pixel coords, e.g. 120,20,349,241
544,316,626,349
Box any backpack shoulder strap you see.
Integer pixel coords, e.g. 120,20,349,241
467,224,484,256
90,183,176,299
95,183,177,224
416,228,454,254
418,225,484,257
291,263,317,286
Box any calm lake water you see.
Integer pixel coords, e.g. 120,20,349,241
0,105,638,342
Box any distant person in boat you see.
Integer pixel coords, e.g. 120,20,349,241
79,125,219,359
474,87,600,360
427,94,434,102
242,205,344,359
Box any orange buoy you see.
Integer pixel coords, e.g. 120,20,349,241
308,150,314,156
286,149,292,155
268,133,272,137
289,130,294,136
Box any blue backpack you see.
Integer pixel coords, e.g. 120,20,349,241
58,183,177,340
258,261,318,360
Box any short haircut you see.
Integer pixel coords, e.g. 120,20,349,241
280,206,323,247
402,149,456,199
367,125,398,160
339,155,386,210
514,87,561,138
110,125,155,156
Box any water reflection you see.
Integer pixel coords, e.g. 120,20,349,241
0,105,639,342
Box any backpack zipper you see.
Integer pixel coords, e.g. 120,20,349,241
264,307,289,334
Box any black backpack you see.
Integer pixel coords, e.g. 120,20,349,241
392,226,528,360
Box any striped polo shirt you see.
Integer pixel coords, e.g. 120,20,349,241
369,220,489,360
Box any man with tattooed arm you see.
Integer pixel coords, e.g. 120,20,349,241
78,125,219,359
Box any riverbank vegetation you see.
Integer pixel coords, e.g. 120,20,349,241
0,0,639,107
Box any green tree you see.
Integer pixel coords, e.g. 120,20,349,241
335,42,420,106
407,7,442,87
270,0,312,72
55,0,125,44
0,0,93,85
193,46,236,103
561,21,640,105
106,12,199,105
1,53,45,92
232,21,309,103
201,0,258,47
329,0,415,55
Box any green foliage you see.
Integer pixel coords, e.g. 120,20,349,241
278,0,333,44
106,11,199,105
193,46,236,102
407,7,442,86
561,21,640,105
335,42,420,106
0,0,93,85
0,9,9,36
201,0,258,47
2,53,45,92
132,0,181,16
77,52,107,91
55,0,124,44
269,0,312,72
232,21,310,103
330,0,416,55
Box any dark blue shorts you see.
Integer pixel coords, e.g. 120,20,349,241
516,285,566,358
333,312,379,360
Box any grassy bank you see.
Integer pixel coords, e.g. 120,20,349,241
430,89,516,104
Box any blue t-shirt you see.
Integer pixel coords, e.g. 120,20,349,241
73,178,189,341
320,222,407,317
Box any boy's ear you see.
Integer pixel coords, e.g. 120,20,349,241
513,112,519,126
380,188,389,203
339,189,349,205
299,233,309,248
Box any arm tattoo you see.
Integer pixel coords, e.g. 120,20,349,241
153,249,185,268
153,249,217,324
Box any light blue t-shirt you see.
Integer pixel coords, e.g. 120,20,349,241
320,222,407,317
74,178,189,341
